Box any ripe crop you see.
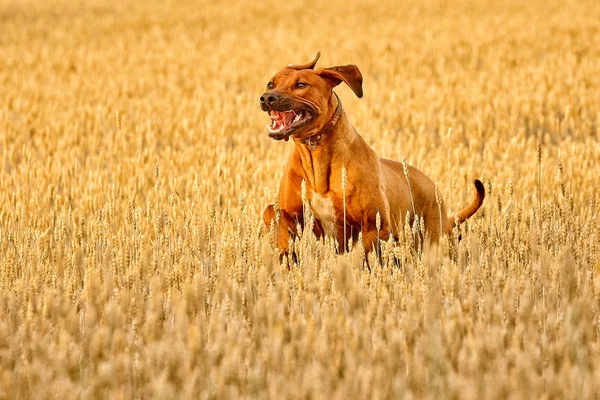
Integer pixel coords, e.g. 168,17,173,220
1,0,599,398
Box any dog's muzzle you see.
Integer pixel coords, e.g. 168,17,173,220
260,92,313,140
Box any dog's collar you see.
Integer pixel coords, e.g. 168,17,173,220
300,92,342,151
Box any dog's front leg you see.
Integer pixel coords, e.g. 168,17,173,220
358,205,393,264
362,227,392,260
263,205,299,256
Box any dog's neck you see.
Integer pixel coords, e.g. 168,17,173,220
298,93,342,151
292,98,360,194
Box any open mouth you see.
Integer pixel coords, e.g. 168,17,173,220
267,110,312,139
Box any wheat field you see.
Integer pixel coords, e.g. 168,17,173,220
1,0,599,398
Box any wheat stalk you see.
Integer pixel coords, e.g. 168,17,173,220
342,166,347,253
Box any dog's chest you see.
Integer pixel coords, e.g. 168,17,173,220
309,193,337,234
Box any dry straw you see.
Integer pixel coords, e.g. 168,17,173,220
0,0,599,398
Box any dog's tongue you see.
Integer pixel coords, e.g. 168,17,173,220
270,110,294,124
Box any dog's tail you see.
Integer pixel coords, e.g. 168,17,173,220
448,179,485,228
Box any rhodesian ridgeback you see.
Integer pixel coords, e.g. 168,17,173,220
261,53,484,257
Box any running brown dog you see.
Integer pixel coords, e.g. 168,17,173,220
261,53,484,256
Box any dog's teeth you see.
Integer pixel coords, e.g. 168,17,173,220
268,123,285,134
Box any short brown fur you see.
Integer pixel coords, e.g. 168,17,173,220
261,54,485,256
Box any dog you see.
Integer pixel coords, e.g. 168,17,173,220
261,53,484,257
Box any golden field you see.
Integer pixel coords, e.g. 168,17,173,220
1,0,600,398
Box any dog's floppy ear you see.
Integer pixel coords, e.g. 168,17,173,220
316,65,363,98
286,52,321,70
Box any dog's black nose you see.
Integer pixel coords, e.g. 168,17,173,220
260,92,279,107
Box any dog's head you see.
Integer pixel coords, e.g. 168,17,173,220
260,52,363,141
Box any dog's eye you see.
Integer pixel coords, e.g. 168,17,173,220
267,81,274,89
295,82,307,89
